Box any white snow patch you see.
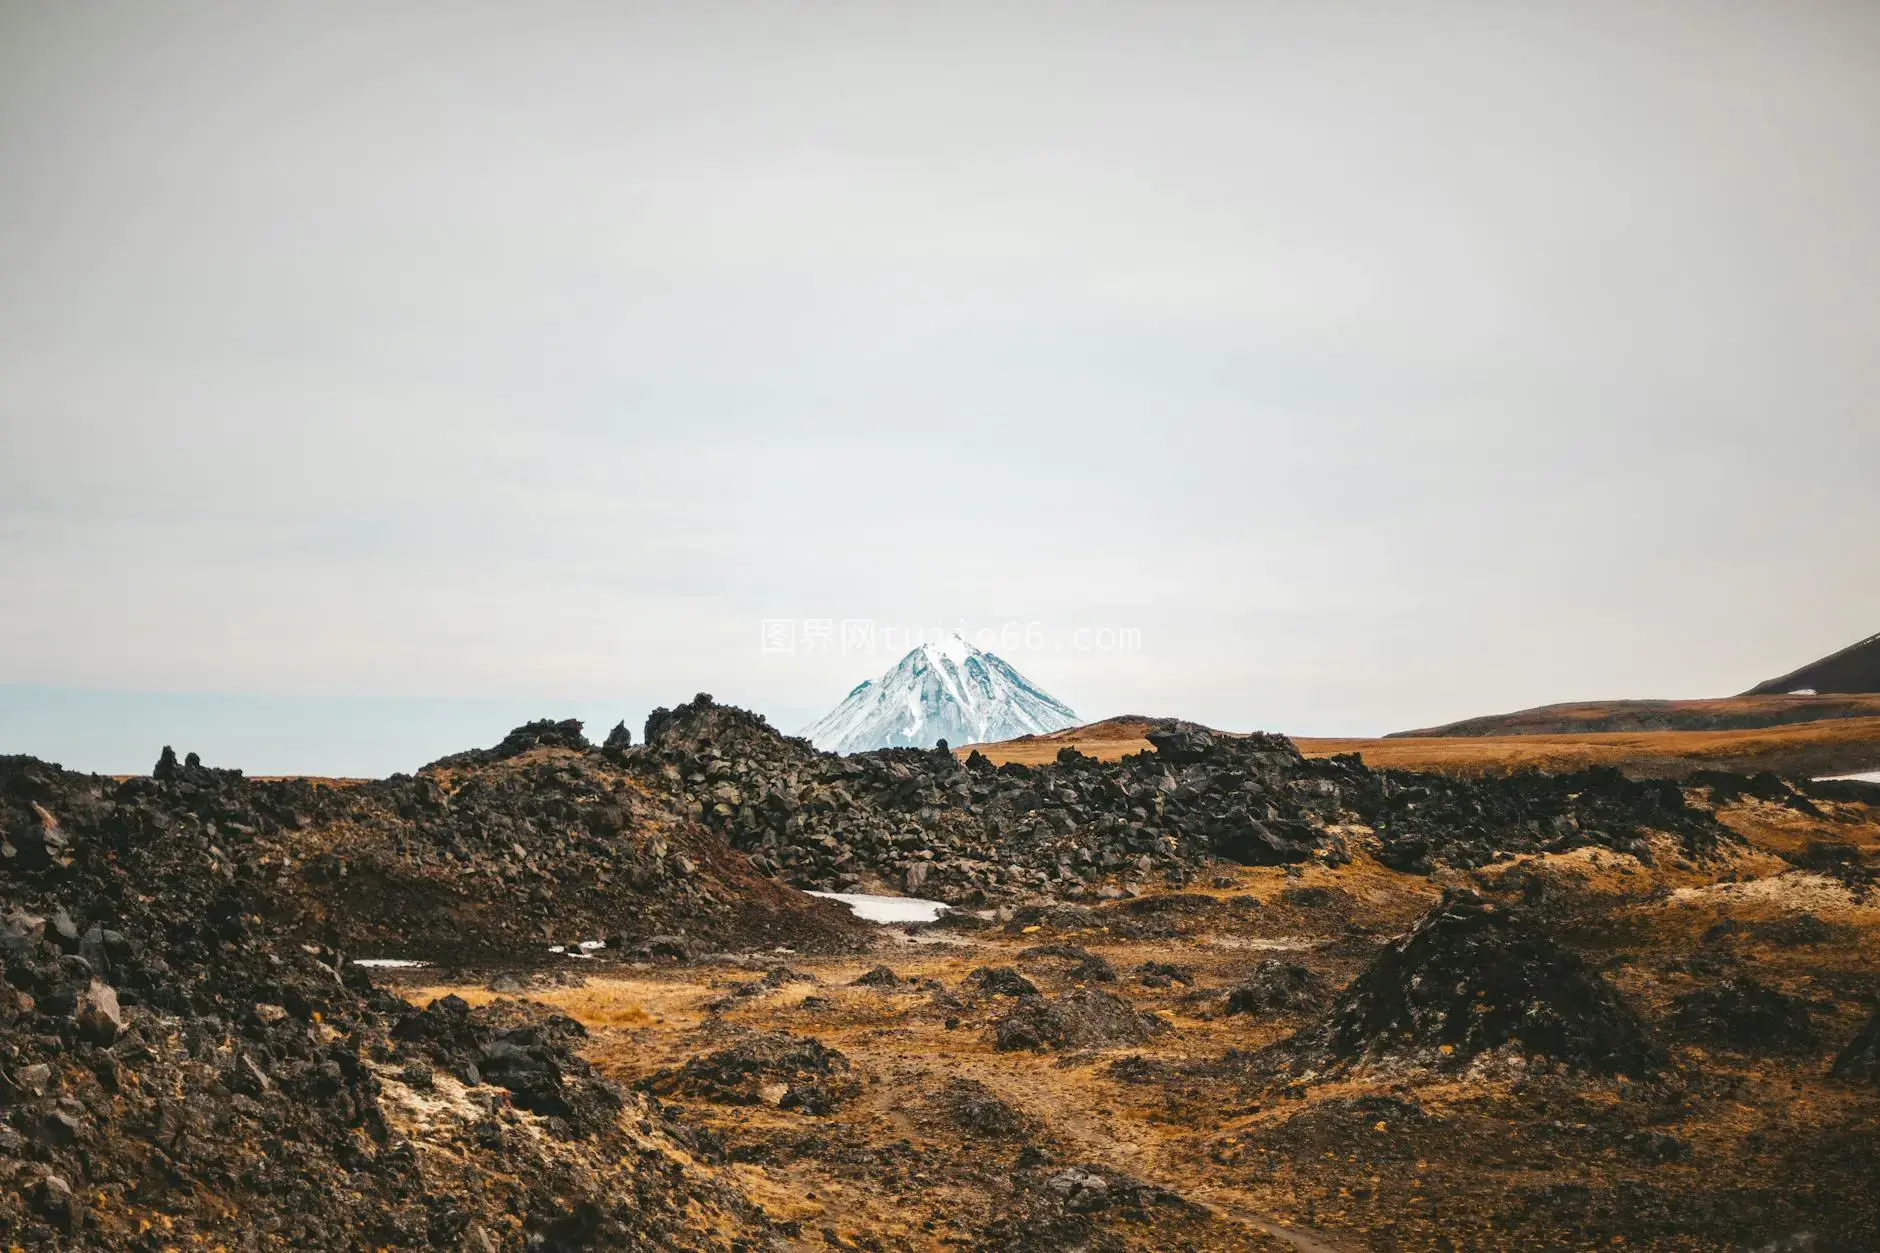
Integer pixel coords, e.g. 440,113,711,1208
352,958,430,970
807,891,950,924
924,632,974,667
1815,770,1880,783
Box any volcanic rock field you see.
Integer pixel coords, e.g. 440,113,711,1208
3,698,1879,1250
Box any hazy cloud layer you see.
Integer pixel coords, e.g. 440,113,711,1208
3,1,1877,773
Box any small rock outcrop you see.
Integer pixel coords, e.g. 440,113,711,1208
1286,893,1661,1076
626,699,1735,904
1224,960,1323,1015
963,966,1042,1000
1668,977,1823,1054
991,988,1171,1052
643,1029,860,1115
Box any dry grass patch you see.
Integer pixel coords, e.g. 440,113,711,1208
408,979,654,1028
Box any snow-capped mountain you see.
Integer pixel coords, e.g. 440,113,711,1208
802,633,1079,754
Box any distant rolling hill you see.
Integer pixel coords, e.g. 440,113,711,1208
1744,631,1880,696
957,632,1880,780
1385,630,1880,738
964,713,1880,779
1388,693,1880,738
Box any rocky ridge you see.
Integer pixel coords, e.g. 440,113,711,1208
632,698,1740,904
0,749,802,1249
5,698,1875,1249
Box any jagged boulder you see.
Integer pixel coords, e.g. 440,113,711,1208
1224,960,1323,1015
1134,961,1193,988
424,718,592,770
391,995,622,1133
492,718,591,758
963,966,1042,1000
643,693,808,760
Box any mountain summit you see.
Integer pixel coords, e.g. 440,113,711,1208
802,633,1079,753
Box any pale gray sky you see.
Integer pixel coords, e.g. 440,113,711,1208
3,1,1877,774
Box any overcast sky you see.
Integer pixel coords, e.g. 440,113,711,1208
3,1,1877,775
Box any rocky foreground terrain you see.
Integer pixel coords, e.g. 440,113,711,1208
3,699,1879,1249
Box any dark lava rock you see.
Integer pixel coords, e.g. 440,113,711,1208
1016,943,1117,983
1224,960,1323,1015
1135,961,1193,988
918,1076,1037,1140
1830,1008,1880,1082
427,718,593,769
392,994,623,1132
0,749,778,1250
1145,726,1224,765
634,935,696,961
992,988,1171,1053
393,993,485,1062
30,1173,80,1231
850,964,902,988
1804,775,1880,805
1668,977,1823,1054
628,693,1738,908
974,1161,1190,1248
643,693,801,758
643,1029,861,1115
963,966,1042,1000
1354,766,1727,874
493,717,591,758
1287,893,1662,1076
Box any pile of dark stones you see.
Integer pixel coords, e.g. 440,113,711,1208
1224,960,1324,1015
628,695,1737,904
1667,977,1825,1054
389,993,623,1133
641,1028,861,1116
990,987,1171,1053
1284,892,1664,1077
0,755,775,1249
